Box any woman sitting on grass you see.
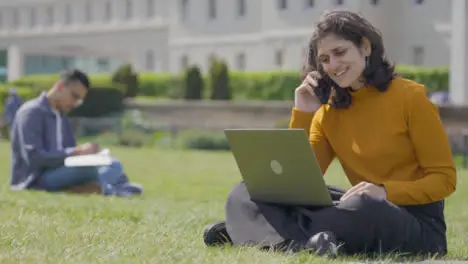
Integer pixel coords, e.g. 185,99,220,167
202,10,456,258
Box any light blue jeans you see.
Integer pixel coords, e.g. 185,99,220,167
37,159,128,194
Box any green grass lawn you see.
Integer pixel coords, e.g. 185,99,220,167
0,141,467,263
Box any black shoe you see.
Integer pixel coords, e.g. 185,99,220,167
203,221,232,247
304,231,343,258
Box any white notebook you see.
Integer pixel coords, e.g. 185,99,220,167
64,148,112,167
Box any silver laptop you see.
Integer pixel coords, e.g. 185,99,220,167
224,128,334,207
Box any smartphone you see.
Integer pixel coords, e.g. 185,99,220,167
313,70,342,104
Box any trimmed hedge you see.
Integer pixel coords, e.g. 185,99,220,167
68,87,125,118
135,65,449,100
112,64,139,98
4,65,449,105
9,73,123,91
0,85,41,104
396,65,449,93
209,58,232,100
184,66,204,100
184,134,231,151
138,72,184,99
0,75,126,118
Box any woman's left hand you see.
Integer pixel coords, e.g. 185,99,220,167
340,181,387,202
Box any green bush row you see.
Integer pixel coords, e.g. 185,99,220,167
0,75,126,118
145,65,449,100
2,64,449,107
137,65,449,100
184,133,231,151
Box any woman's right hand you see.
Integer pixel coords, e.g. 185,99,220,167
294,71,323,113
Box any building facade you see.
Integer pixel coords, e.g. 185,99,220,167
169,0,453,73
0,0,466,103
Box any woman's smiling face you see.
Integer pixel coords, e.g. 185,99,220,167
316,33,371,89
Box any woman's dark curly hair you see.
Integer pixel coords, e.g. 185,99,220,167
303,10,396,108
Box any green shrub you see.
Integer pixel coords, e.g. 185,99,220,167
184,65,204,100
10,73,120,92
10,74,60,90
167,77,185,99
138,73,184,99
184,134,231,151
8,65,450,102
210,59,231,100
83,130,155,148
118,129,155,148
68,86,125,118
229,71,299,100
7,74,126,118
396,65,449,92
112,64,139,98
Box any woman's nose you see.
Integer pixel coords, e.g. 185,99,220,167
327,57,341,72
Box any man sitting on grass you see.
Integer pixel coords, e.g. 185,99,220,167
9,69,143,197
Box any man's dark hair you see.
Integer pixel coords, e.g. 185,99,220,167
304,10,396,108
59,69,91,90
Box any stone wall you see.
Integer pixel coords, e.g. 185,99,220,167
126,100,296,131
125,100,468,154
69,115,123,137
126,100,468,131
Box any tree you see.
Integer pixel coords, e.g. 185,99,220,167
209,58,231,100
112,63,139,98
184,65,204,100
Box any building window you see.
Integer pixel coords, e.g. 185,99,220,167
335,0,344,5
125,0,133,19
146,50,154,70
147,0,155,17
180,55,189,70
208,0,216,19
275,49,284,67
208,53,217,67
412,46,424,65
180,0,188,21
61,57,72,69
64,4,72,25
12,9,19,28
278,0,287,10
97,58,109,72
238,0,246,16
46,6,54,26
236,53,246,71
306,0,314,8
85,1,92,23
104,1,112,21
29,8,36,28
40,56,48,67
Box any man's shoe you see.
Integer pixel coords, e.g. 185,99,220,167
304,231,343,257
203,221,232,247
114,182,143,197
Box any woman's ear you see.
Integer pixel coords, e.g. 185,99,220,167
361,37,372,57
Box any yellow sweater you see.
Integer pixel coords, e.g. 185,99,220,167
289,77,456,206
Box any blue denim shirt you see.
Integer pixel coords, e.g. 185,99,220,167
10,92,76,190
